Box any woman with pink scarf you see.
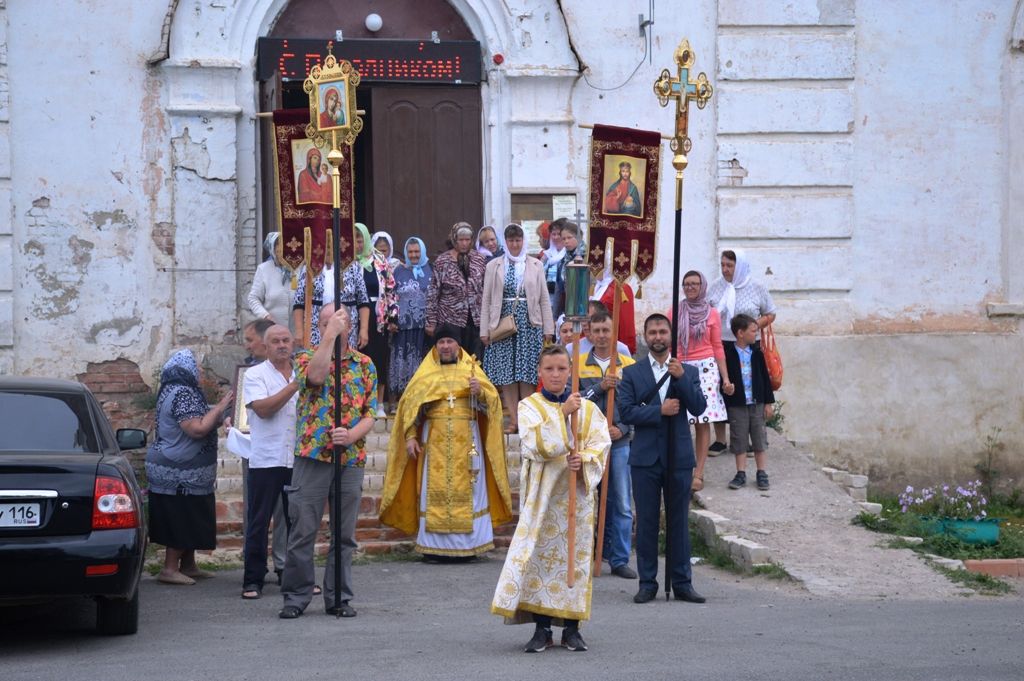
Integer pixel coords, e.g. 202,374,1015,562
675,270,735,491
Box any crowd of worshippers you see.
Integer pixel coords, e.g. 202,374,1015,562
144,219,778,651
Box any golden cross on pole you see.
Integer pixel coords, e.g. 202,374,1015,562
652,39,713,179
650,37,713,602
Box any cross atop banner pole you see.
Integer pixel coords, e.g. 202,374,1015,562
651,37,713,602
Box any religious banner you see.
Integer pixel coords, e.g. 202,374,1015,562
586,124,661,283
271,108,355,274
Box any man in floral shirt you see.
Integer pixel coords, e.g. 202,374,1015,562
280,303,377,620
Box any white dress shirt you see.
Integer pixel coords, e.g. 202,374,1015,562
243,360,297,469
649,354,670,403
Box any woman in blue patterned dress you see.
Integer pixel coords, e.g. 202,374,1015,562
389,237,432,398
480,224,555,432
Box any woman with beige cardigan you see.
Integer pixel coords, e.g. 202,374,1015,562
480,224,555,432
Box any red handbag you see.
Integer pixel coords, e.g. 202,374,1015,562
761,325,783,391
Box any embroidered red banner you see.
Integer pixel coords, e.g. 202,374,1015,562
272,108,355,275
586,124,661,283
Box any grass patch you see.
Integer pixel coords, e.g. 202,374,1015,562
929,563,1013,596
752,562,790,580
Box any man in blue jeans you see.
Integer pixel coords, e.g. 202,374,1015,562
578,311,637,579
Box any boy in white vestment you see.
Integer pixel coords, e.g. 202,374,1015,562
491,345,610,652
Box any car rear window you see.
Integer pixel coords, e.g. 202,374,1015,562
0,391,99,452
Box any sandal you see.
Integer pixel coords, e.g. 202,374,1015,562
313,584,322,596
241,585,262,600
691,475,704,492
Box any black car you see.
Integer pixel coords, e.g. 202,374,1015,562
0,377,148,635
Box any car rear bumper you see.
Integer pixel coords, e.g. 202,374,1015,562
0,528,144,599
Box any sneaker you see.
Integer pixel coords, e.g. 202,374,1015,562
524,627,554,653
561,628,588,652
756,470,770,490
708,441,727,456
728,471,747,489
610,564,638,579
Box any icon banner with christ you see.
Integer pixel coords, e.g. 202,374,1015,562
587,124,661,283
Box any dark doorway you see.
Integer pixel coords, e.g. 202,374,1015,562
263,79,482,258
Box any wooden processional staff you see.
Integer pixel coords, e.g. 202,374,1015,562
563,259,591,588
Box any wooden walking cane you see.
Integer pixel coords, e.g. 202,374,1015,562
592,280,621,575
563,259,590,588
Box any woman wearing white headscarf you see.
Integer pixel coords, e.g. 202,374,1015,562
372,230,403,269
480,224,554,432
247,232,295,329
706,250,777,453
475,225,505,263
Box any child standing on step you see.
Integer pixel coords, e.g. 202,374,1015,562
722,314,775,491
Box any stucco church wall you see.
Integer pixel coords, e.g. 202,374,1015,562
0,0,1020,488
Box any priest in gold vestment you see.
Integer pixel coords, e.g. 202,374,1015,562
491,345,610,653
380,325,512,558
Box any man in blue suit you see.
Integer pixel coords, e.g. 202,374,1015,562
619,313,707,604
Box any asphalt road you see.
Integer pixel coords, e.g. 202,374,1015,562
1,557,1021,681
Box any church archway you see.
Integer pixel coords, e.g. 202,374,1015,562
257,0,488,255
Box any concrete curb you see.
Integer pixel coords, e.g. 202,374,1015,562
688,508,774,572
963,559,1024,578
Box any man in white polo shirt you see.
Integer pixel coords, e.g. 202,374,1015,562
241,324,299,600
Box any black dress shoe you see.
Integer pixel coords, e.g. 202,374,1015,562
326,601,357,617
673,586,706,603
633,588,658,604
278,605,303,619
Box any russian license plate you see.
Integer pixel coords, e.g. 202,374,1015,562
0,502,41,527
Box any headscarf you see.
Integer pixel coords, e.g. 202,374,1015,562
305,146,321,169
354,222,374,271
503,228,527,287
475,225,504,259
263,232,291,285
715,254,752,330
678,271,711,355
449,222,474,249
371,230,401,269
156,349,202,406
404,236,430,280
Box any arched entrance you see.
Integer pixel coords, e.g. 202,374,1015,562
257,0,485,256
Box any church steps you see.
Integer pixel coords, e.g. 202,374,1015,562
212,424,523,556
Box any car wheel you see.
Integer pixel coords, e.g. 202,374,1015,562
96,590,139,635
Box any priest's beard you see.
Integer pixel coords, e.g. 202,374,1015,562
439,353,459,365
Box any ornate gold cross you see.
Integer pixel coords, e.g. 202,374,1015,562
446,393,456,409
653,39,713,159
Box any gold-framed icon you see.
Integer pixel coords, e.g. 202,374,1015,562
303,47,363,148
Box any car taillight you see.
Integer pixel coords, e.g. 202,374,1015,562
92,476,138,530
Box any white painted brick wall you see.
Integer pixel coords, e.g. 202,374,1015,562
718,138,854,187
717,85,854,134
718,31,855,81
718,191,853,239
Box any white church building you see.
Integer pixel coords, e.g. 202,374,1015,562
1,0,1022,490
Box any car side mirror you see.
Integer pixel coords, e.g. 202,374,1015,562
116,428,147,450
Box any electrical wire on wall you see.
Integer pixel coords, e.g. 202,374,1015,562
574,0,655,93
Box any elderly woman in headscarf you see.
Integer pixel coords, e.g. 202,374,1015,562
475,225,504,263
354,222,398,416
674,270,735,492
146,349,234,585
371,230,403,269
705,250,777,453
425,221,488,359
389,236,433,400
247,232,295,329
